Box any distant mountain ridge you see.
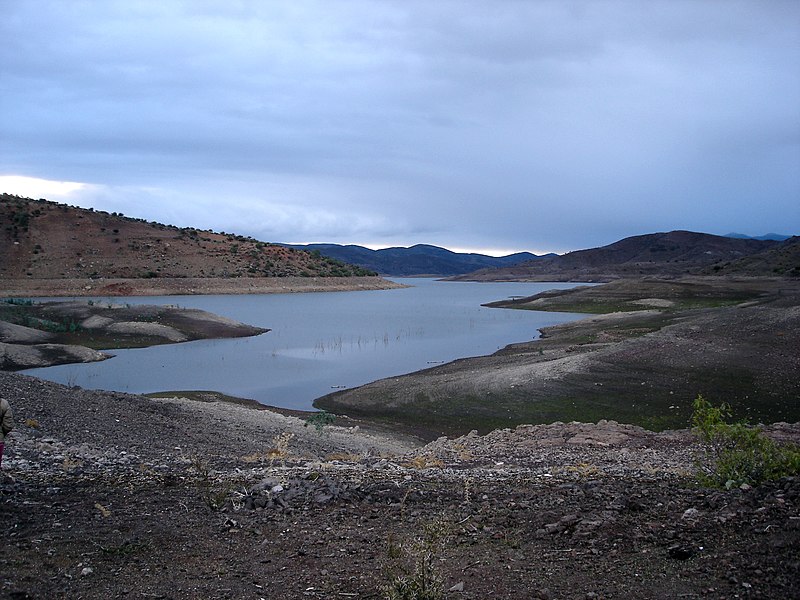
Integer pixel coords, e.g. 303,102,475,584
724,232,792,242
451,230,789,282
280,243,546,276
0,194,376,280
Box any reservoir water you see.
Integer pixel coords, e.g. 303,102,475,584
23,278,588,411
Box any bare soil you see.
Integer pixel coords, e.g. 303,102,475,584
0,276,403,298
0,195,379,280
2,372,799,600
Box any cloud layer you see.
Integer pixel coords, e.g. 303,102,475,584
2,1,798,253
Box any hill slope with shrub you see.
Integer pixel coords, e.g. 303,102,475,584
452,230,784,282
701,236,800,277
0,194,376,280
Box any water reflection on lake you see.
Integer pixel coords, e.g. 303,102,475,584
23,278,588,410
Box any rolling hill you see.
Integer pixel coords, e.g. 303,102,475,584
281,243,544,276
703,236,800,277
0,194,376,280
451,230,785,282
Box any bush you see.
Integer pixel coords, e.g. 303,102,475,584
3,298,33,306
305,410,336,433
382,519,450,600
691,395,800,488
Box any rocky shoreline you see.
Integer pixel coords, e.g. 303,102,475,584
0,275,404,298
1,371,799,599
0,300,268,370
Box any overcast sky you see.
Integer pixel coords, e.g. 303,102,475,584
1,1,798,255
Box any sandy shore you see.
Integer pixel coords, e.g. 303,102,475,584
0,276,405,297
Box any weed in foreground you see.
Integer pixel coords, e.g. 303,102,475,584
188,454,232,510
381,518,451,600
267,432,295,465
692,395,800,488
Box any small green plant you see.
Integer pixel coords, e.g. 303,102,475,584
189,454,232,510
382,518,450,600
3,298,33,306
99,539,153,556
305,410,336,433
692,395,800,488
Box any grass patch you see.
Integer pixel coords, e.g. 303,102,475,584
514,301,651,314
320,360,797,441
146,390,240,403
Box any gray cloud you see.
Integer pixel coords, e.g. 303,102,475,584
1,0,798,253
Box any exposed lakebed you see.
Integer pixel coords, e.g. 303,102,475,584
22,278,588,410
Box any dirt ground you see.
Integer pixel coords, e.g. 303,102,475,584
0,276,403,298
1,371,799,600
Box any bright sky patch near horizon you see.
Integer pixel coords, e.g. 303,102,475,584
1,1,798,256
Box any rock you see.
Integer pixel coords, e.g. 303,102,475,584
607,495,629,511
544,523,563,534
80,315,114,329
559,514,580,526
667,544,694,560
681,508,701,522
448,581,464,592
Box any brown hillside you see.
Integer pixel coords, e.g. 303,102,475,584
701,236,800,277
452,230,780,282
0,194,376,280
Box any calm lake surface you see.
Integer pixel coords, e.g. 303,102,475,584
23,278,588,411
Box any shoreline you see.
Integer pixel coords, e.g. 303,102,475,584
0,275,405,297
316,277,800,436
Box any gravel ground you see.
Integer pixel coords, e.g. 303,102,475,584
1,371,798,600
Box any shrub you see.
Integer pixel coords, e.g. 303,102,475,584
305,410,336,433
382,519,450,600
3,298,33,306
692,395,800,488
